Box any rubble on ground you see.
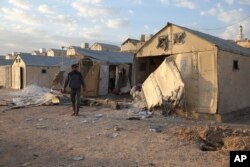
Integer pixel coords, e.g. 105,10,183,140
176,126,250,151
110,102,120,110
81,99,101,106
125,84,152,120
149,125,163,133
5,85,69,110
128,59,185,117
72,156,85,161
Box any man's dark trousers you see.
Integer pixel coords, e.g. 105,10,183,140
71,88,81,114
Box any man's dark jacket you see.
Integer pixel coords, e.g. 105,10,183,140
64,71,84,89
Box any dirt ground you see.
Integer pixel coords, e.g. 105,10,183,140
0,89,250,167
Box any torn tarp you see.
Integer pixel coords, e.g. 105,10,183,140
142,58,184,110
10,85,61,107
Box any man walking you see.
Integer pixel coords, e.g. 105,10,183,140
62,64,85,116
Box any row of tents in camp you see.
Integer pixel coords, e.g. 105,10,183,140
1,22,250,117
0,48,134,97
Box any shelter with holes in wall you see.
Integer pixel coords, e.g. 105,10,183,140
136,22,250,115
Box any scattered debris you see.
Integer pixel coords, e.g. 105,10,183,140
80,120,88,123
21,162,31,167
128,84,154,120
36,124,47,129
6,85,69,110
11,85,54,106
149,162,156,166
110,102,120,110
51,96,60,105
114,125,121,131
120,80,131,94
126,116,140,120
90,102,101,106
138,111,152,119
126,108,152,120
33,154,39,158
199,142,217,151
81,99,101,106
95,114,103,119
149,125,163,133
130,84,143,101
72,156,85,161
112,132,119,138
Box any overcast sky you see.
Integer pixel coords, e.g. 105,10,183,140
0,0,250,55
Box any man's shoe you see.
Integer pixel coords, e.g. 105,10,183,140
71,112,75,116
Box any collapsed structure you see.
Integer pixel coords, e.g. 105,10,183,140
1,22,250,118
136,22,250,115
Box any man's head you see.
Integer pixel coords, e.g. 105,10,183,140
71,64,79,71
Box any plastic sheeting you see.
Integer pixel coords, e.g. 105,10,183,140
142,58,184,109
11,85,55,106
99,65,109,95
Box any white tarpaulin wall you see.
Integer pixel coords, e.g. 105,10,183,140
142,58,184,109
99,64,109,95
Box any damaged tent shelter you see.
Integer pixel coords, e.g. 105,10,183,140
136,22,250,116
66,46,134,96
0,57,13,88
12,53,78,89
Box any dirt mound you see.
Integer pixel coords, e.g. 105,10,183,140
176,126,250,151
223,136,250,151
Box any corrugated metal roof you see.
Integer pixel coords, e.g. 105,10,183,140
18,53,78,67
73,47,133,64
92,43,120,50
0,58,12,66
177,24,250,57
48,48,66,52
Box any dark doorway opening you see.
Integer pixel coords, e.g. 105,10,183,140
109,65,117,93
20,67,24,89
136,56,166,84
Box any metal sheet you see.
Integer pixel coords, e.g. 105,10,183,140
99,65,109,95
84,63,100,97
72,47,134,64
18,53,78,67
142,74,162,108
142,58,184,108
